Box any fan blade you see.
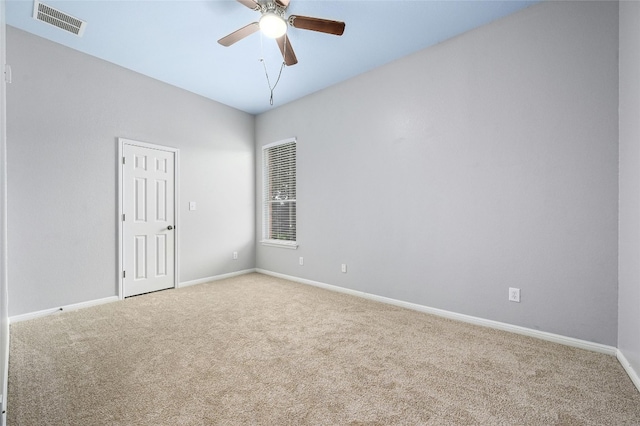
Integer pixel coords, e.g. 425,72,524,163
289,15,345,36
276,0,290,8
218,22,259,47
276,34,298,66
236,0,260,10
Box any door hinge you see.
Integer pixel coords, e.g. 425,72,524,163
123,271,126,278
122,214,125,221
4,65,12,84
122,156,126,165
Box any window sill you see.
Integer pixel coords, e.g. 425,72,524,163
260,240,298,249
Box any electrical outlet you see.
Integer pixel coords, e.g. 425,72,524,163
299,257,304,266
341,264,347,273
509,287,520,303
232,251,238,260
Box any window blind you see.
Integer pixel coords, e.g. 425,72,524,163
263,140,296,243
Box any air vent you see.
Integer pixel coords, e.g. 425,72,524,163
32,1,87,37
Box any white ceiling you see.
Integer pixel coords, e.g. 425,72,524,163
6,0,539,115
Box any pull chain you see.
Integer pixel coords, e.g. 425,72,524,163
260,34,286,106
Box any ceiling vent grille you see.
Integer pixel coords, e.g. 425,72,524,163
32,1,87,37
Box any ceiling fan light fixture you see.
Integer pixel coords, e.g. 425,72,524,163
259,12,287,38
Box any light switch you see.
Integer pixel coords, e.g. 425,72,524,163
189,202,196,211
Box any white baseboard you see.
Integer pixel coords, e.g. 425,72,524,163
256,269,618,357
7,269,636,394
9,269,258,323
9,296,119,324
1,315,7,426
257,268,368,298
179,268,256,288
617,349,640,393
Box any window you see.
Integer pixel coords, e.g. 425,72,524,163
262,138,297,248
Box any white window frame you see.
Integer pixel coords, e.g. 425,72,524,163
261,138,298,249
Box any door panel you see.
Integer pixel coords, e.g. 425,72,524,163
134,235,147,280
124,144,175,297
156,234,167,276
156,179,166,221
135,178,147,221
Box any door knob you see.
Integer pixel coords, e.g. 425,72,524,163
167,225,174,230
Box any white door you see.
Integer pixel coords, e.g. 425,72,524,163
123,143,176,297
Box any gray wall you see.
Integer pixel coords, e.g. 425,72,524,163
618,0,640,380
6,27,256,317
5,1,627,352
1,1,8,420
256,1,619,346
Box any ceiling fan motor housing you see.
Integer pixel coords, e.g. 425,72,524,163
260,2,286,18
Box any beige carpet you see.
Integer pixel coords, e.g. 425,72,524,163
8,273,640,425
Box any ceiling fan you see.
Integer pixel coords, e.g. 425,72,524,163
218,0,346,66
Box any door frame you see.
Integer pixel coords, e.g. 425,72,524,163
117,137,180,299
